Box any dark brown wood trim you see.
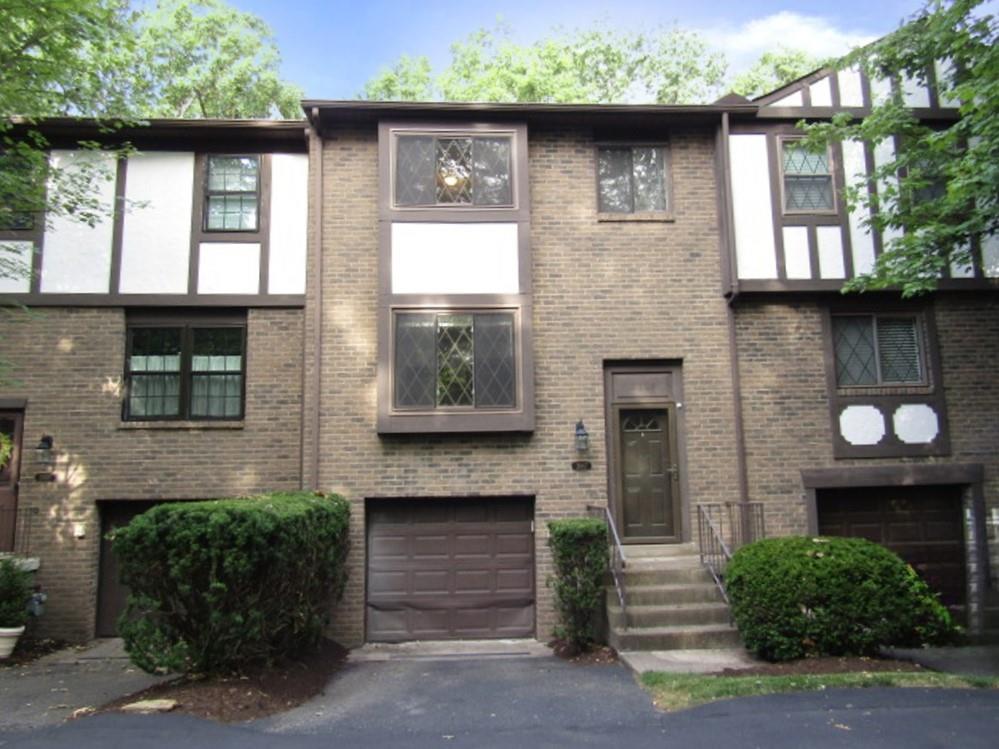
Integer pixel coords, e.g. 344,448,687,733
806,224,820,280
108,156,128,294
1,293,304,307
801,462,984,489
188,155,203,295
306,118,323,491
860,70,873,110
716,114,738,296
0,398,27,409
257,155,272,295
766,134,787,279
736,278,999,295
829,70,842,109
832,142,855,279
925,63,942,111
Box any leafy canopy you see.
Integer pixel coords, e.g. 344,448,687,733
730,48,824,100
364,24,727,104
802,0,998,296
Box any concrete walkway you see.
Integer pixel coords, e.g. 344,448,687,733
885,646,999,677
0,639,168,733
619,647,758,674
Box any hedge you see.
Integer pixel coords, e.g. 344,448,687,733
113,491,350,674
547,518,608,652
0,558,31,628
726,536,956,662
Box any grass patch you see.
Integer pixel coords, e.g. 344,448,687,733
641,672,999,712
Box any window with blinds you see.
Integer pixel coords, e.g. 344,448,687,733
833,314,924,387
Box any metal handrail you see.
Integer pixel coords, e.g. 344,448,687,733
696,502,766,605
697,505,733,604
587,504,627,618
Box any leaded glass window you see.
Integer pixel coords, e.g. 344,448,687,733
205,155,259,231
782,141,834,212
394,311,516,410
597,146,668,214
833,315,923,387
394,134,513,207
125,319,246,420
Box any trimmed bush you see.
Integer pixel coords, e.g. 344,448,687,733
547,518,608,652
726,536,956,662
114,491,350,675
0,558,32,628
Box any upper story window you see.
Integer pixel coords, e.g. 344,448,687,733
205,155,260,231
124,313,246,421
0,151,40,232
597,145,669,214
781,140,835,213
832,314,924,387
394,134,513,207
394,311,516,411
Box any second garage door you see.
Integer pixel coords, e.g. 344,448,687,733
817,485,966,615
366,497,535,642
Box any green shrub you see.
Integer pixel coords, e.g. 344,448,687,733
547,518,608,652
726,536,956,662
114,491,350,675
0,558,32,628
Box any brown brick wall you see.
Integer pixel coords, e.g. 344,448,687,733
0,307,304,641
311,126,742,645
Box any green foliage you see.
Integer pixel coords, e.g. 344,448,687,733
113,492,350,675
726,536,956,662
0,431,12,471
362,23,726,104
547,518,609,650
0,558,32,628
730,48,825,99
801,0,998,296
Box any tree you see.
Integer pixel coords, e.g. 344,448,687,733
362,24,727,104
730,48,824,99
129,0,303,119
802,0,997,296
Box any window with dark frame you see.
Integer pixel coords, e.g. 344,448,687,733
597,145,668,214
124,316,246,421
781,140,835,213
832,314,924,387
205,155,260,232
394,311,516,410
394,134,513,207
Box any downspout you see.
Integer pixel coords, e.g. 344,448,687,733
304,109,324,490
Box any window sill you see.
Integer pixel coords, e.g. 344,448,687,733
378,409,534,434
597,212,674,223
118,420,245,431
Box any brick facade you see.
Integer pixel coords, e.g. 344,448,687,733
1,307,304,640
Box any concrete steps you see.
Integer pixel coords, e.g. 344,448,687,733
607,545,741,652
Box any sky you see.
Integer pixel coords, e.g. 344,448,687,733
220,0,963,100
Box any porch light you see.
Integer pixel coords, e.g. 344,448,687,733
575,420,589,453
35,435,54,468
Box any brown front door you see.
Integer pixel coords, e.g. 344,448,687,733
617,408,680,542
96,501,158,637
0,412,23,552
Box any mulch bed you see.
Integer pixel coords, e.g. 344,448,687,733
549,639,619,665
722,655,926,677
97,638,348,723
0,636,68,668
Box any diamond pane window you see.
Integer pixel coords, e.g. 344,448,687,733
782,141,834,212
205,155,259,231
394,312,516,410
394,134,514,207
597,146,668,214
833,315,923,387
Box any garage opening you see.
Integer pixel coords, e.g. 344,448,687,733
366,497,535,642
817,485,966,620
96,500,159,637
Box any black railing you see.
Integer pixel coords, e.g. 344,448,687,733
0,507,39,556
587,504,627,619
696,502,765,604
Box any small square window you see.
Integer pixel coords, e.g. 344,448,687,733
833,314,924,387
395,134,513,207
782,141,835,213
125,316,246,420
205,156,259,231
597,146,668,214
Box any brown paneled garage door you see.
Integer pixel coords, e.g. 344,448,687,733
817,486,966,614
366,497,535,642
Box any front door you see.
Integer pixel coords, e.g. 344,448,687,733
617,407,680,542
0,412,23,552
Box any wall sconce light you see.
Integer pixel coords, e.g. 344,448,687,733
35,435,55,470
575,420,590,453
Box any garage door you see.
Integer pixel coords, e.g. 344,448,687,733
366,497,535,642
96,501,159,636
817,486,966,614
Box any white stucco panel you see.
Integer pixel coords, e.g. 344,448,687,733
391,223,519,294
729,134,777,280
982,234,999,278
809,77,833,107
934,59,960,108
198,243,260,294
840,140,875,276
901,74,931,108
770,90,803,107
782,226,811,279
119,152,194,294
839,405,886,446
268,153,308,294
41,150,116,293
816,226,846,279
838,68,865,107
893,404,940,444
0,241,34,293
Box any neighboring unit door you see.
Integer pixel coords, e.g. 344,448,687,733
616,407,681,542
366,497,535,642
0,412,23,552
96,501,158,637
